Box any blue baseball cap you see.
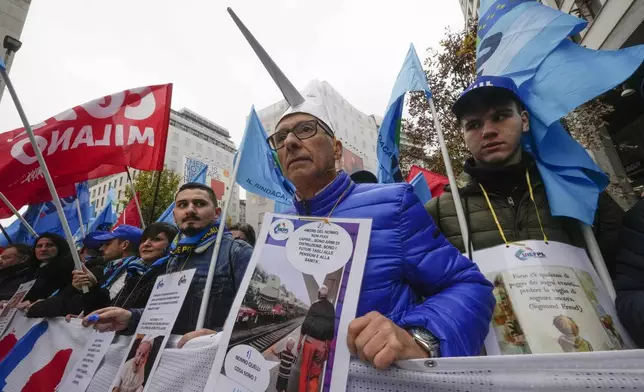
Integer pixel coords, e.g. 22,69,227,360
93,225,143,246
452,75,523,116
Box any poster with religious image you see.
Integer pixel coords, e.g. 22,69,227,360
473,240,634,355
205,213,371,392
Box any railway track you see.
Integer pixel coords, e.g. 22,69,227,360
230,317,304,353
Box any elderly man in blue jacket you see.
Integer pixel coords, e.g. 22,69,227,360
234,8,493,369
266,85,495,373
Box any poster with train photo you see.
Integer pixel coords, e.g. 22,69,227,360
206,213,371,392
472,240,635,355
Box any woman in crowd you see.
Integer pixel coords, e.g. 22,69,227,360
79,222,178,314
229,223,256,247
18,233,75,307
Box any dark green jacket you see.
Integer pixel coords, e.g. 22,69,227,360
425,162,623,278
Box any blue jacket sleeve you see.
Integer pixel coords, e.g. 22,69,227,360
395,186,495,357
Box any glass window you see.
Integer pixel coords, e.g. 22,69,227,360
196,142,202,152
92,189,96,198
103,184,106,194
118,190,121,199
114,179,118,188
171,146,179,156
216,151,222,160
172,132,179,142
362,140,366,149
170,160,178,171
207,147,213,155
185,138,191,147
119,177,123,186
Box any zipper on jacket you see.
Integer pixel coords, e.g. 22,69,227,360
302,199,311,215
507,197,515,207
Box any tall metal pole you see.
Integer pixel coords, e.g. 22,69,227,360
149,170,162,223
0,193,37,238
76,198,86,238
0,68,86,287
125,167,146,229
580,222,616,300
196,158,242,329
429,98,470,248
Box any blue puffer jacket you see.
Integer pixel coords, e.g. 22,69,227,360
293,172,495,357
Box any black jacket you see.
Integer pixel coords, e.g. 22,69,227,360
615,199,644,348
301,299,335,341
0,263,33,301
27,257,109,318
24,233,75,303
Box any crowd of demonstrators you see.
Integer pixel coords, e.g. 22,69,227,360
83,182,253,348
0,244,32,301
229,223,256,247
16,233,75,310
425,76,623,267
615,198,644,348
26,225,142,318
267,87,494,369
80,222,178,315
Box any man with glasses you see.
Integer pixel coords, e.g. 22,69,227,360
263,81,494,368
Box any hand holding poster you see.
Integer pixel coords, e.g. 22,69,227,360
109,269,195,392
474,241,634,355
0,280,35,336
206,213,371,392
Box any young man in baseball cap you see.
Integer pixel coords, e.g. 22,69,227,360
425,76,622,270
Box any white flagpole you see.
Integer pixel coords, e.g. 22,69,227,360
428,98,470,248
125,167,146,229
0,192,37,238
580,222,616,300
0,68,86,284
75,198,86,239
196,160,242,329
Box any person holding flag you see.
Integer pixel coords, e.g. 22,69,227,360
227,8,494,368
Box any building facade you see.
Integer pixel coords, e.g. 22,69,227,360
245,80,381,234
0,0,31,103
89,108,241,224
239,199,246,225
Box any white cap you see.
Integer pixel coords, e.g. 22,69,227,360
228,8,335,134
319,284,329,297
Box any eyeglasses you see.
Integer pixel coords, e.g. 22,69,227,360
267,120,333,150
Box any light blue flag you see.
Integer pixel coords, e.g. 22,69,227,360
0,182,91,247
377,44,432,184
409,172,432,205
87,188,117,233
476,0,644,224
156,164,207,224
235,106,294,206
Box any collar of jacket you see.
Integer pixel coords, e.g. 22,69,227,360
451,154,543,197
294,171,355,216
0,262,30,277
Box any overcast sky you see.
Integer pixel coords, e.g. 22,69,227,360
0,0,464,147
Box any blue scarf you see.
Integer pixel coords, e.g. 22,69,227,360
100,256,139,289
165,222,228,272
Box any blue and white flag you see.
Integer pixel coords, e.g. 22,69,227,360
87,188,117,233
235,106,294,205
476,0,644,224
0,182,90,247
409,171,432,205
377,44,432,184
156,164,207,224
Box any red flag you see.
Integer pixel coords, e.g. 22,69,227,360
210,179,226,200
114,193,141,229
406,165,449,198
0,84,172,217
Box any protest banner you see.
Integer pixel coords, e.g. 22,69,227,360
206,212,371,392
0,281,34,336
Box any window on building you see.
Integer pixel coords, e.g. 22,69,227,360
103,184,107,194
196,142,202,152
207,147,213,156
570,0,605,23
118,190,121,199
362,140,366,149
172,132,179,142
216,151,222,161
185,138,191,147
114,179,118,188
92,189,96,198
119,177,123,187
170,160,178,171
258,212,265,224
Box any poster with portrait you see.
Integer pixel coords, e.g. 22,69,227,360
473,240,635,355
0,280,35,336
205,213,371,392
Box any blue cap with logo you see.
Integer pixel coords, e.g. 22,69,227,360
452,75,523,115
93,225,143,246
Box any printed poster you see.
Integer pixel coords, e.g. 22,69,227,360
206,213,371,392
473,240,634,355
0,280,35,336
109,269,195,392
183,156,230,200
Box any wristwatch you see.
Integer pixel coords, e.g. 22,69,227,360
408,327,441,358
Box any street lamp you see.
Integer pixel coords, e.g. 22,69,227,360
3,35,22,63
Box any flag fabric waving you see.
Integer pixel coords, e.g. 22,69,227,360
405,165,449,199
156,165,207,224
0,84,172,219
408,172,432,205
234,106,294,206
113,192,141,229
0,182,90,247
87,189,117,233
377,44,432,184
476,0,644,224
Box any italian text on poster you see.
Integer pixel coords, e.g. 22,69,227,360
206,213,372,392
0,280,35,336
473,241,634,355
